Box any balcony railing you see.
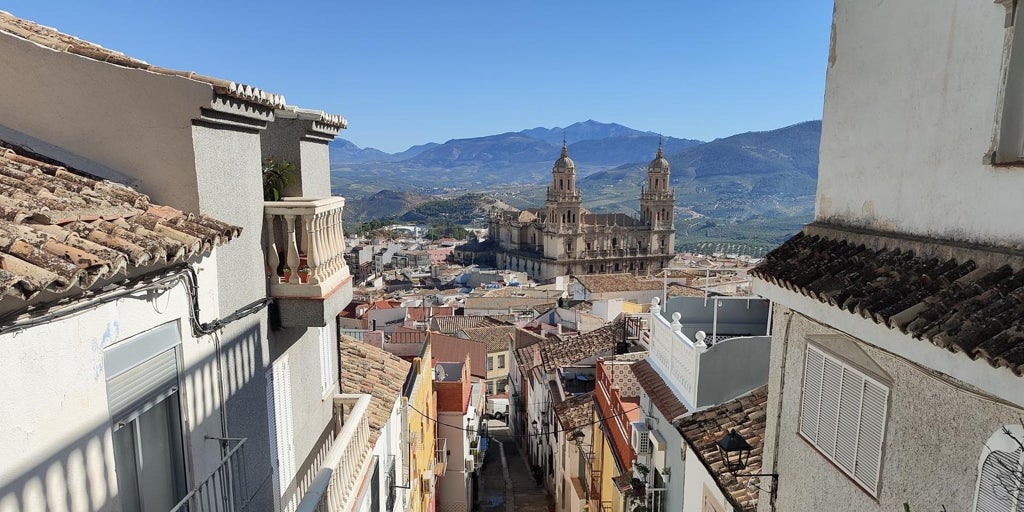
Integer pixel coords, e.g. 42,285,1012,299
170,437,248,512
435,438,448,476
264,197,351,299
296,394,373,512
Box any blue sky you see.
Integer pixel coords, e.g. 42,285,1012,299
3,1,833,153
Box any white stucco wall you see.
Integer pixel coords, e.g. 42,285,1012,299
756,307,1023,512
0,267,228,512
816,0,1024,247
681,444,730,512
0,32,211,212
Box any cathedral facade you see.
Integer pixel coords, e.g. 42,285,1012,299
489,144,675,280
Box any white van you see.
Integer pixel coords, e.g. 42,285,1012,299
486,397,510,421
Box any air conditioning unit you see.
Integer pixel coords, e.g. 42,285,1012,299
631,422,651,455
421,470,434,493
466,458,475,473
651,430,666,469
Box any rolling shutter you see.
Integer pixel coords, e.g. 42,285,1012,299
104,322,182,423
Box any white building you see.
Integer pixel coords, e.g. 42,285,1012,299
751,1,1024,510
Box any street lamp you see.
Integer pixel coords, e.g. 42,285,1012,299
716,429,752,471
716,429,779,511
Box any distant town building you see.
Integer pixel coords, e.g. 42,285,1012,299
489,144,675,280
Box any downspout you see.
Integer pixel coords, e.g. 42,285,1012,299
766,309,794,512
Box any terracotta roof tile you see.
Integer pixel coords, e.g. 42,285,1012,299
675,386,768,512
340,336,412,445
430,333,487,378
631,359,688,420
430,314,513,335
461,325,516,353
752,232,1024,375
541,318,625,371
553,391,594,431
576,273,664,294
0,146,240,302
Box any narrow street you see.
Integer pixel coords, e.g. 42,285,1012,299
478,419,553,512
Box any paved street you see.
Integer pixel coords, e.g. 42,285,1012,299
478,419,553,512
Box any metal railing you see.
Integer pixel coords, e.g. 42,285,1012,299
169,437,248,512
295,394,373,512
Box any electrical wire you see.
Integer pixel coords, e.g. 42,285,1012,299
406,402,640,438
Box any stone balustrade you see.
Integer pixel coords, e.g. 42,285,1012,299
296,394,373,512
264,197,350,299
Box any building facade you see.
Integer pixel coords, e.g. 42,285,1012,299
750,2,1024,511
490,145,675,280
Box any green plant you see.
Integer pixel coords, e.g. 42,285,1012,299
263,157,297,201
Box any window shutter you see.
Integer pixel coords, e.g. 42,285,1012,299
319,326,333,395
975,449,1023,512
800,347,824,441
269,356,296,511
799,344,889,497
854,379,888,494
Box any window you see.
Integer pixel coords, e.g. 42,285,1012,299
498,355,506,369
487,356,494,371
995,2,1024,163
105,323,187,512
497,379,507,394
319,325,336,396
799,344,889,496
974,425,1024,511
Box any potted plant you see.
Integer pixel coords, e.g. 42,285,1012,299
263,157,297,201
280,266,292,283
297,265,311,283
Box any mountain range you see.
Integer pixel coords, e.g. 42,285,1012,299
332,119,822,256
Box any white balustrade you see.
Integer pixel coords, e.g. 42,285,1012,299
296,394,373,512
264,197,351,298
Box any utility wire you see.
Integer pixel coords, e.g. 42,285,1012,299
407,403,640,438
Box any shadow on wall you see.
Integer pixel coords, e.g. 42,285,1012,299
0,322,266,512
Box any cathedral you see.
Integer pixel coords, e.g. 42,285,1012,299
488,144,675,280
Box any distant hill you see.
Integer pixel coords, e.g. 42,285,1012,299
519,119,653,145
343,189,433,222
408,133,558,167
568,135,702,166
391,142,440,161
332,119,822,256
328,139,391,164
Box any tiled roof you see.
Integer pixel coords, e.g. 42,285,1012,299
541,318,625,371
0,146,240,302
752,231,1024,375
463,296,555,312
340,336,412,445
666,283,708,298
0,10,287,109
631,359,688,420
406,306,454,322
576,273,664,294
553,391,594,432
430,315,510,335
461,325,516,353
675,386,768,512
430,333,487,378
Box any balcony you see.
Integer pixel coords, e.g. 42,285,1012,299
435,438,448,476
264,197,353,327
170,437,248,512
296,394,374,512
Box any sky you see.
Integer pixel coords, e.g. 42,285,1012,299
2,1,834,153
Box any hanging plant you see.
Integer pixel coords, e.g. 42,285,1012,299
263,157,297,201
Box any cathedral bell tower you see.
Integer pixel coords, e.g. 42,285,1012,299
545,141,582,228
640,144,675,255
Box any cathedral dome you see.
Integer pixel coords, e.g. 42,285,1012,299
553,144,575,172
648,146,670,173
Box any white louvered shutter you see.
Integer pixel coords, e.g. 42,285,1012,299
265,369,281,512
319,326,334,395
800,345,889,497
975,449,1024,512
270,356,297,512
